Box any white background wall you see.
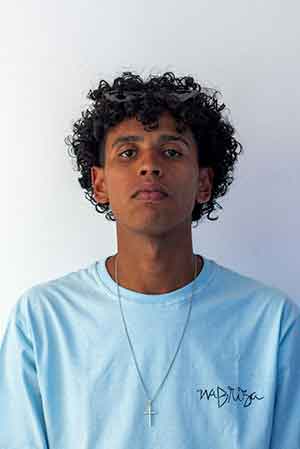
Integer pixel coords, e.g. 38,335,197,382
1,0,299,338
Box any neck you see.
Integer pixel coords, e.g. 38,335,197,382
106,220,203,295
106,251,203,295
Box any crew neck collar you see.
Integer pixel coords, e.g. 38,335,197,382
94,254,216,306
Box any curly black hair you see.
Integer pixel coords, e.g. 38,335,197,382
64,71,243,227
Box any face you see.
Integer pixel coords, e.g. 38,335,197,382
91,110,214,236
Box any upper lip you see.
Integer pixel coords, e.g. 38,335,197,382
134,182,169,197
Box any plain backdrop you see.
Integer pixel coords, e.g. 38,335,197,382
1,0,299,339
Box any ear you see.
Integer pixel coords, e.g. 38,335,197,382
90,166,109,204
196,167,214,204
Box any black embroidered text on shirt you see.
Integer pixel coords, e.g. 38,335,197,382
196,385,264,408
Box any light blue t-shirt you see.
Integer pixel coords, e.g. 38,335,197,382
1,255,300,449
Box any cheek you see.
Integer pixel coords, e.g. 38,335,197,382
105,177,132,216
176,178,199,211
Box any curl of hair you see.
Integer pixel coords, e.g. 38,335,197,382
65,71,243,227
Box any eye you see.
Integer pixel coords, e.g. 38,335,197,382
118,148,183,159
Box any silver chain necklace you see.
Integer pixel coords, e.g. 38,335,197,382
115,254,198,427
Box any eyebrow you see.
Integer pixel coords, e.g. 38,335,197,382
111,134,191,149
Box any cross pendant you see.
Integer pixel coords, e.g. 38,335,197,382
144,400,157,427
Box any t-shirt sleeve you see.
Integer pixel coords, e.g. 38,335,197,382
269,300,300,449
0,298,49,449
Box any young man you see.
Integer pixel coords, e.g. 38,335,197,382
1,71,299,449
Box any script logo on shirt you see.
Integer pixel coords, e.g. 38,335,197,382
196,385,264,408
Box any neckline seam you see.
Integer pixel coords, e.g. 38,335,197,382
93,258,217,306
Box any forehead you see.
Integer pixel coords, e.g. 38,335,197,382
105,110,196,145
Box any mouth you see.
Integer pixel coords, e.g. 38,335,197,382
135,191,168,202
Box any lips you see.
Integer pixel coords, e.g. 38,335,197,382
136,191,167,200
134,183,169,197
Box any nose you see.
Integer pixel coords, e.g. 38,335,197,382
138,152,163,177
140,168,161,176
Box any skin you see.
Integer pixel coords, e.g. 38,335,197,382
91,110,214,295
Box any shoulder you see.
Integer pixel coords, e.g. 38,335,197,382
10,260,98,328
211,258,300,320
